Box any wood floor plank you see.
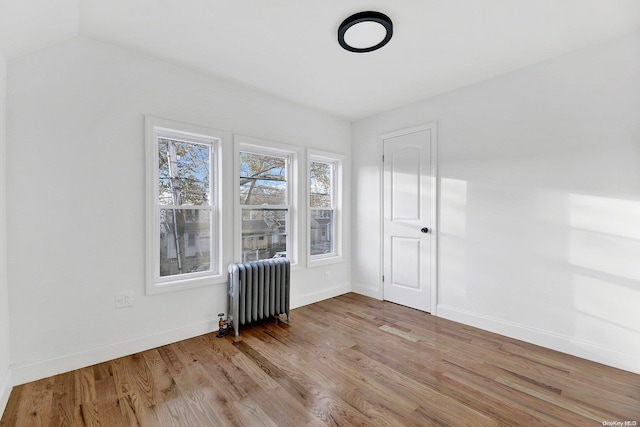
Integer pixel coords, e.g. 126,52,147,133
122,353,157,409
244,329,408,427
256,322,501,427
94,374,127,427
74,368,99,427
140,348,203,427
252,386,313,427
0,384,23,426
49,371,75,427
2,293,639,426
164,341,250,427
253,321,433,425
446,360,595,426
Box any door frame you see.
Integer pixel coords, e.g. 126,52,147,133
380,122,438,315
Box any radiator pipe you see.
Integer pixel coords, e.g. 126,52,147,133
216,312,228,338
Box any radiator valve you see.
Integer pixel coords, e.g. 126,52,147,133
216,312,229,338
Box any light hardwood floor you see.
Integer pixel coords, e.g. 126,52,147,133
2,293,639,426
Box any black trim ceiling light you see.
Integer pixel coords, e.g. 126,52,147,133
338,11,393,53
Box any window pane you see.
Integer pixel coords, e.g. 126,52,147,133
310,161,332,208
160,208,212,277
158,138,210,206
241,209,287,261
310,210,334,255
239,152,287,205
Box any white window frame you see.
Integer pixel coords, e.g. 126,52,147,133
234,135,300,265
145,116,224,295
307,149,343,267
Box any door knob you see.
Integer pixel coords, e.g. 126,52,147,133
421,227,429,233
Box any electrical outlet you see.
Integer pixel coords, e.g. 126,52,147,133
325,271,331,282
115,291,134,308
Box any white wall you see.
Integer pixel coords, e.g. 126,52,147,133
0,53,13,416
6,36,351,384
352,33,640,374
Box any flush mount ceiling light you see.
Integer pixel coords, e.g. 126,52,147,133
338,11,393,53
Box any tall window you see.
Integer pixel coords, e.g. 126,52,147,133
309,150,342,264
239,148,291,262
146,117,222,294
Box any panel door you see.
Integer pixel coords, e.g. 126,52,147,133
383,127,434,312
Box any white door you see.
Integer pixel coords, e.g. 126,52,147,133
382,124,436,312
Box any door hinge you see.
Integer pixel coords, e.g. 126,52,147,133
382,275,385,282
382,155,385,162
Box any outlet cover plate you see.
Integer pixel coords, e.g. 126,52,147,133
115,291,134,308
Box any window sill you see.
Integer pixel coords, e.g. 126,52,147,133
147,273,226,295
307,255,344,268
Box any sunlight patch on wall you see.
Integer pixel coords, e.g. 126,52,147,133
573,274,640,334
439,237,468,302
440,178,467,236
569,229,640,282
569,194,640,240
438,178,468,302
573,311,640,355
569,193,640,353
568,194,640,282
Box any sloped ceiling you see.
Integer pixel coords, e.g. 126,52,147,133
2,0,640,120
0,0,79,60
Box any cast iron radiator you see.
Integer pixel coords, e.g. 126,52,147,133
227,259,291,337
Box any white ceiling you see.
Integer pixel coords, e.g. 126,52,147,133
2,0,640,120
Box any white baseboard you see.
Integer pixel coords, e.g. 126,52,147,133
291,283,351,309
0,366,12,418
11,287,353,386
11,317,218,386
350,284,382,300
437,304,640,375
